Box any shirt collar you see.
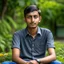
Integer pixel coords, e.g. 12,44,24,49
25,26,42,37
37,27,42,36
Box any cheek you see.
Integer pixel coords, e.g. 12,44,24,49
36,18,40,23
25,19,30,23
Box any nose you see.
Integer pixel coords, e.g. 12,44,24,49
31,17,34,22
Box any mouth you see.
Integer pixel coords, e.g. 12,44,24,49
30,23,36,25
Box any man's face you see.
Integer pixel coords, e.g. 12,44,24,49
24,11,41,28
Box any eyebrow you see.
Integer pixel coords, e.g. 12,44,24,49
26,14,39,18
27,13,39,16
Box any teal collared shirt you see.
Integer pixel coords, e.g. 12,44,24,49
12,27,54,61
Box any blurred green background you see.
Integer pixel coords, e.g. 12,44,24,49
0,0,64,63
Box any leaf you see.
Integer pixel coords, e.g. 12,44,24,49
2,19,12,32
0,44,5,52
6,16,17,29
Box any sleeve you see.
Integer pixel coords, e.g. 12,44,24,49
11,32,20,49
47,31,55,49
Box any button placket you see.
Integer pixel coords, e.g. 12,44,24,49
31,38,35,59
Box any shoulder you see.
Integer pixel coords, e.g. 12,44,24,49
39,27,53,38
13,28,26,36
40,27,51,33
39,27,53,37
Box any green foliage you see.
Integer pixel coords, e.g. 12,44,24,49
0,52,12,63
0,16,17,52
38,1,64,35
6,16,17,29
39,1,64,26
1,0,64,34
0,0,64,63
0,0,64,51
55,41,64,62
0,0,2,14
46,41,64,63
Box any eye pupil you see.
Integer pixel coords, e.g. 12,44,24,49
34,15,38,18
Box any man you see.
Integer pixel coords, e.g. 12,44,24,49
2,5,62,64
12,5,56,64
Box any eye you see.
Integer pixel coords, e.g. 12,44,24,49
34,15,38,19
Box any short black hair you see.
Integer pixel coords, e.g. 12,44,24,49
24,5,41,17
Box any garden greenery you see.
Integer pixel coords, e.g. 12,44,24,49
0,0,64,63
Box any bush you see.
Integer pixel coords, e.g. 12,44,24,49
55,41,64,63
0,52,12,63
0,16,17,52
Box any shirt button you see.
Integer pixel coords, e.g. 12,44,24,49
32,44,34,47
32,48,34,51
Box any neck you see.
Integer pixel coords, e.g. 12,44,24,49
27,27,38,37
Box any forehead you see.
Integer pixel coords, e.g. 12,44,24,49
26,11,39,16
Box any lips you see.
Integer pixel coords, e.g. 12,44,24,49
30,23,36,25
